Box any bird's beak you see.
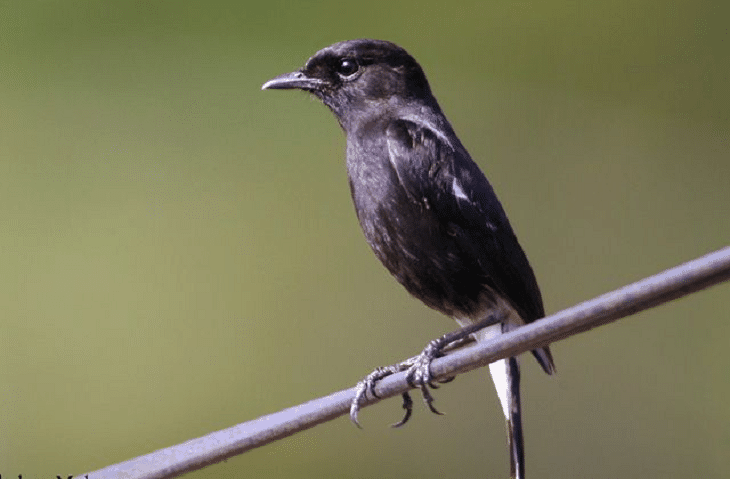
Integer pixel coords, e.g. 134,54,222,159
261,71,325,91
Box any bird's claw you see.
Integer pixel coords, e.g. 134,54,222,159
350,315,503,427
390,392,413,428
350,337,451,428
350,365,404,427
350,380,368,428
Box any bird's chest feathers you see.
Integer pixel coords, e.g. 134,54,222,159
345,130,457,275
346,134,433,231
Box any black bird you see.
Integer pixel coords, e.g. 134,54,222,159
262,39,555,479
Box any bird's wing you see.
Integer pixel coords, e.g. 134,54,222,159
385,118,546,325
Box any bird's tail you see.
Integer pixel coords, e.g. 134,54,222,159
475,320,525,479
457,315,546,479
507,357,525,479
489,356,525,479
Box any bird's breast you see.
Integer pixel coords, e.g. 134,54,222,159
346,145,491,318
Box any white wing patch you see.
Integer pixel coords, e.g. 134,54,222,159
452,178,469,201
400,113,455,150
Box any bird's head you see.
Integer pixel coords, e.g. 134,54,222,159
262,39,434,129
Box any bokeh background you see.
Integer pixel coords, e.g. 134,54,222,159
2,1,728,478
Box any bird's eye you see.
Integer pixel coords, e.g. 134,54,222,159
336,58,359,77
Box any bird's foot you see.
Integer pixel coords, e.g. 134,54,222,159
350,313,502,428
350,359,418,428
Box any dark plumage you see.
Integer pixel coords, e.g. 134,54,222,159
263,39,554,479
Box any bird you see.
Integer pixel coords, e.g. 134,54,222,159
262,39,555,479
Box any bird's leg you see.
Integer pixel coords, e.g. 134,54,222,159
350,313,503,428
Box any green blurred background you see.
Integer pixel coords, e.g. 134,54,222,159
2,1,728,477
